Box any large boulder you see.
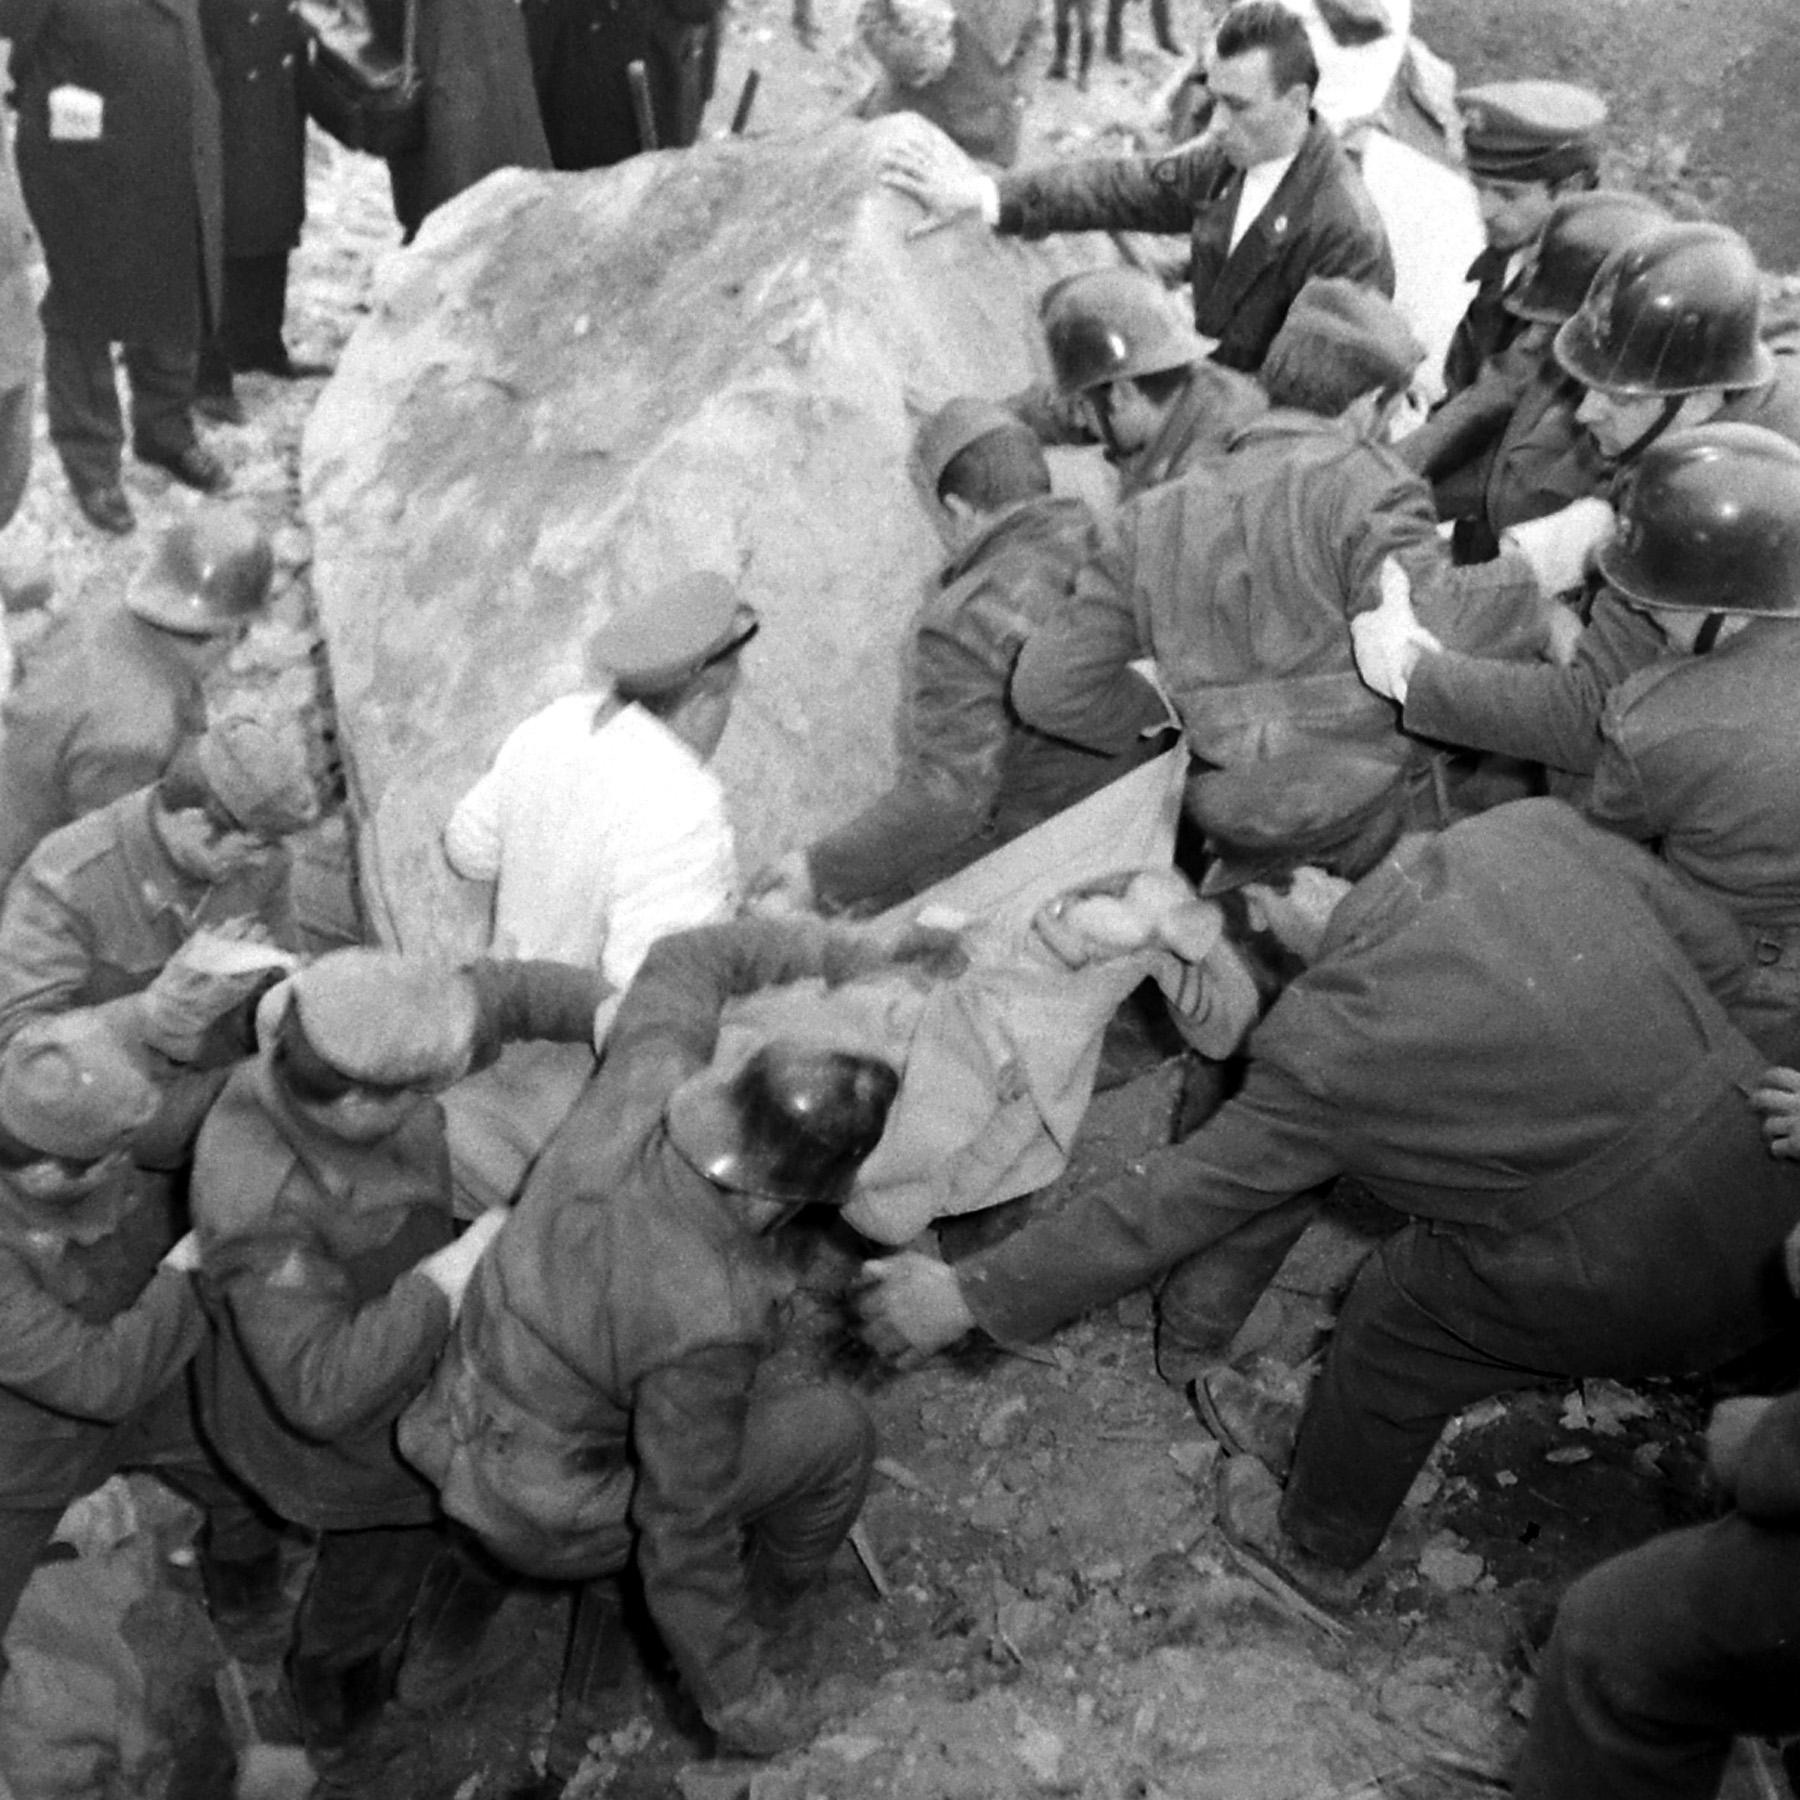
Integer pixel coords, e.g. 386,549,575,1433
303,119,1110,954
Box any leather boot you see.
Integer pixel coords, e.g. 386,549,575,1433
1189,1364,1303,1479
1076,22,1094,87
1103,0,1124,60
1150,0,1183,55
1048,13,1070,79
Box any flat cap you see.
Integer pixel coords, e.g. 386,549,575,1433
1189,749,1408,894
1263,277,1424,405
586,573,759,699
197,707,321,838
291,950,480,1088
0,1012,160,1163
915,397,1035,498
1460,79,1606,184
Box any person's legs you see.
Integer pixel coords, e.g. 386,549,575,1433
223,252,294,374
39,289,125,503
736,1384,875,1593
120,338,200,460
1279,1232,1547,1567
1514,1513,1800,1800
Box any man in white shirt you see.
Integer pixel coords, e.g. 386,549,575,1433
444,572,757,994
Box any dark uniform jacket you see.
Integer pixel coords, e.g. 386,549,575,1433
192,960,601,1532
806,495,1163,912
405,922,889,1724
0,791,295,1161
0,606,211,896
1402,364,1800,775
376,0,551,235
1589,619,1800,1061
0,1167,198,1510
198,0,305,257
1012,410,1544,775
957,801,1797,1391
995,118,1394,372
1,0,223,345
1440,243,1523,399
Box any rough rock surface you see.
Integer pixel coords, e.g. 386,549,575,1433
303,121,1107,953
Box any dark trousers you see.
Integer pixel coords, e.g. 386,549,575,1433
1513,1512,1800,1800
1281,1125,1800,1567
198,252,293,392
0,367,31,529
40,288,197,488
0,1377,275,1677
293,1523,442,1673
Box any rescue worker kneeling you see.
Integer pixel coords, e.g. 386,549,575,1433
400,917,927,1759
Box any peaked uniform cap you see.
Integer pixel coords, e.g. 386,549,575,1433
585,573,759,697
1459,79,1607,184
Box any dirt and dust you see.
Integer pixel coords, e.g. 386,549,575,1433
0,0,1793,1795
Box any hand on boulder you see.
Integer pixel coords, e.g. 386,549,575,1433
852,1251,976,1363
1350,558,1441,704
745,850,817,917
878,116,997,236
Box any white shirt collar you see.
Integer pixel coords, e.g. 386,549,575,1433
1228,151,1298,253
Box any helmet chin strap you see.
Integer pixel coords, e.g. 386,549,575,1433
1089,386,1127,464
1693,612,1728,655
1614,394,1686,468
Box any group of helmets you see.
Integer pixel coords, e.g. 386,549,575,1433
1506,196,1800,620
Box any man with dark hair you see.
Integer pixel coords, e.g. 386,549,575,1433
855,756,1800,1596
1020,267,1267,499
880,0,1393,372
0,506,277,894
754,398,1165,915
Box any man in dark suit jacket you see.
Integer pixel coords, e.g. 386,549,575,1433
1,0,229,533
880,0,1393,373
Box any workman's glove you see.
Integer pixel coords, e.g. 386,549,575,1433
1500,496,1615,598
1350,559,1441,705
878,113,999,236
852,1250,976,1364
416,1209,507,1317
139,925,299,1064
707,1669,813,1759
1752,1067,1800,1169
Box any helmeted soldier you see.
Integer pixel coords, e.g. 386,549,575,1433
1375,220,1800,785
0,507,276,893
397,916,949,1764
1011,267,1267,500
1404,188,1668,562
1584,423,1800,1062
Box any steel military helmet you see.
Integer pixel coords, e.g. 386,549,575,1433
1505,191,1670,326
1554,220,1776,397
125,506,276,637
665,1040,901,1207
1596,422,1800,616
1040,268,1205,398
